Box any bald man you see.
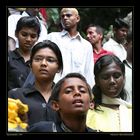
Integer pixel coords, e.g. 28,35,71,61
60,8,79,32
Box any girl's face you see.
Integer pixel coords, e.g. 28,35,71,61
31,48,59,81
56,77,91,117
16,27,38,52
96,62,125,98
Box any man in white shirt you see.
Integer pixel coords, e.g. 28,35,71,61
47,8,95,88
103,18,129,62
8,8,48,51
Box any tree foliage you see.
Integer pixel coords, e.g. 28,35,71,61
46,7,133,37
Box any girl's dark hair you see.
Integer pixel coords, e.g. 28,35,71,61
30,40,63,74
49,72,93,102
93,54,127,110
15,16,41,37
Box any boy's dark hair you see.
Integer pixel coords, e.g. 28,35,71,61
15,16,41,37
49,73,93,102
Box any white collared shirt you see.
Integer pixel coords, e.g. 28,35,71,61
103,38,127,62
47,30,95,88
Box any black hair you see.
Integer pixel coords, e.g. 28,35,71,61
15,16,41,38
49,72,93,102
86,24,104,36
113,18,129,29
30,40,63,74
93,54,127,110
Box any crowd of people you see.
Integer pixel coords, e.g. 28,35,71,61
8,8,133,133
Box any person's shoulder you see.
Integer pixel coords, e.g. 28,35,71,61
82,38,91,44
8,14,22,21
8,88,22,99
47,32,60,39
8,87,30,98
122,101,132,109
8,87,24,94
48,32,61,36
8,49,17,55
87,126,101,132
28,121,57,132
8,49,21,62
8,50,13,56
103,38,115,49
80,36,92,46
87,108,101,118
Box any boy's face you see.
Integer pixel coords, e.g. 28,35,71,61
114,27,129,44
55,77,91,117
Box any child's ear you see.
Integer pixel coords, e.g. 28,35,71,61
51,100,60,111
